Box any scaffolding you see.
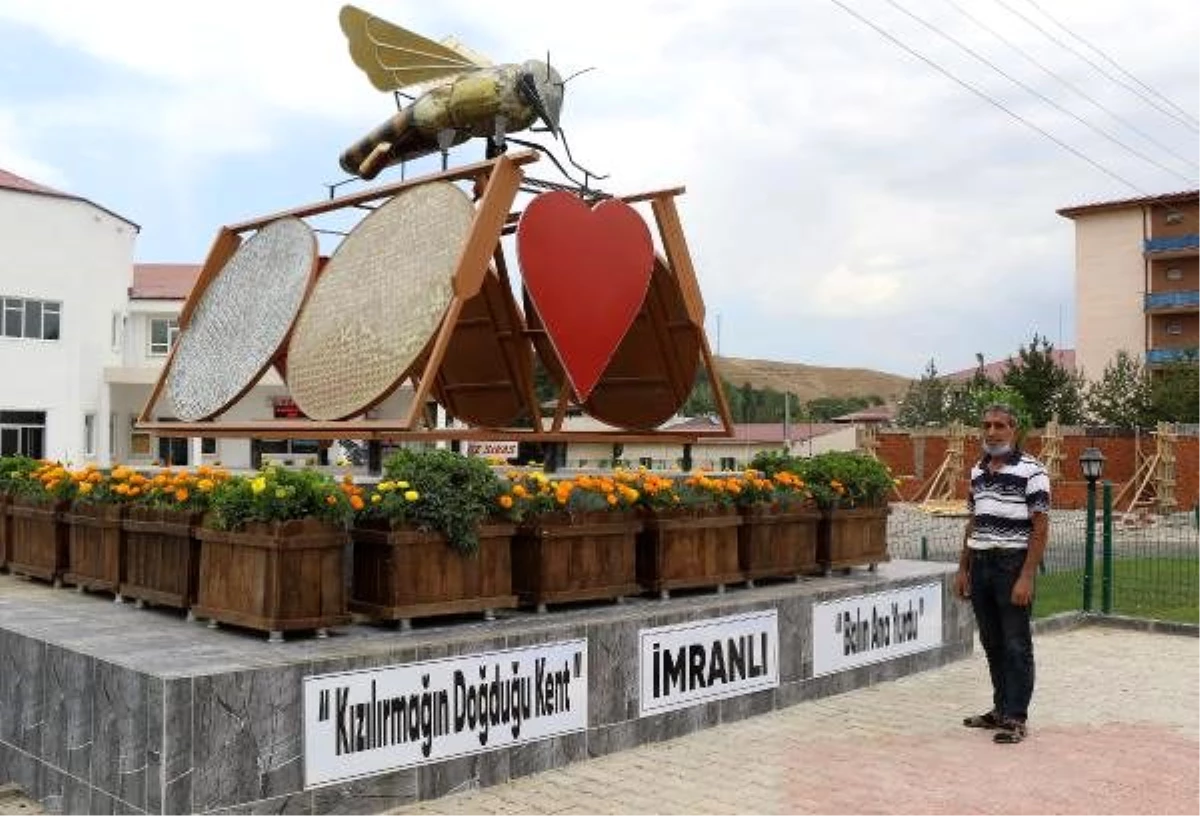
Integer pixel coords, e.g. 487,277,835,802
1039,415,1064,485
1113,422,1178,516
917,422,972,515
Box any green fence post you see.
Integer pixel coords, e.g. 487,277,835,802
1102,481,1114,614
1083,482,1096,612
920,535,928,561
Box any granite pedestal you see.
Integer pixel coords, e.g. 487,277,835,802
0,561,971,814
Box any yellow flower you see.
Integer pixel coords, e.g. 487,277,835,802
275,488,287,499
371,494,382,504
404,490,419,502
251,477,267,495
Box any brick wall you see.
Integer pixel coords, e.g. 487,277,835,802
878,430,1198,511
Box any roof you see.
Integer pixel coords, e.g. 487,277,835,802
941,349,1076,383
0,167,140,230
1057,190,1198,219
669,417,846,444
130,263,202,299
832,406,896,423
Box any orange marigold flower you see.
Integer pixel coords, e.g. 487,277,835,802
498,495,514,509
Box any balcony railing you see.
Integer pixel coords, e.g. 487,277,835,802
1144,290,1200,311
1146,347,1198,366
1144,235,1199,253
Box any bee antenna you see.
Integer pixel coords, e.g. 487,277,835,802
561,67,596,85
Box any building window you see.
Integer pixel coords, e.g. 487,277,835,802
1166,321,1183,336
202,437,217,455
0,410,46,458
1166,267,1184,281
1165,211,1184,225
148,317,179,356
639,456,653,469
719,456,736,471
83,413,96,456
2,296,60,340
111,311,126,351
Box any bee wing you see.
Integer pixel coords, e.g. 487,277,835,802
339,4,486,92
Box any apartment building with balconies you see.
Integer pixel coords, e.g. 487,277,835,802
1058,190,1198,379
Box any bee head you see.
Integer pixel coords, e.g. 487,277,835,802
518,59,564,136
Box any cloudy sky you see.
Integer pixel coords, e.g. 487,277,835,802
1,0,1196,378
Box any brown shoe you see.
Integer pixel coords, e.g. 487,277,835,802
993,719,1027,743
962,710,1003,729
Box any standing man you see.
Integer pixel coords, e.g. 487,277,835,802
954,403,1050,744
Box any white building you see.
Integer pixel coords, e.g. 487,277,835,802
0,169,137,463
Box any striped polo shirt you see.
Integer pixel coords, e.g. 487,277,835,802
967,448,1051,551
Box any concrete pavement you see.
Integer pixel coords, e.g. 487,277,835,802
388,621,1199,815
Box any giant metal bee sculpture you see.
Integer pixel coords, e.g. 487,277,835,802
338,5,600,185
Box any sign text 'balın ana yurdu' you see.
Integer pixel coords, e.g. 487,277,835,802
638,610,779,716
303,640,587,787
811,583,943,676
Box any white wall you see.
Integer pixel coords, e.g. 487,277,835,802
1073,208,1146,380
0,190,136,463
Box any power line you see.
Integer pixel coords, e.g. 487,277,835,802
940,0,1198,173
991,0,1200,132
1021,0,1199,129
827,0,1149,195
883,0,1195,185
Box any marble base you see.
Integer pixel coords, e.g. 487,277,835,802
0,560,971,814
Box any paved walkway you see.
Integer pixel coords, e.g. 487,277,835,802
388,623,1199,815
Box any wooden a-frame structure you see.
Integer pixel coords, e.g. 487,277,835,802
137,151,734,445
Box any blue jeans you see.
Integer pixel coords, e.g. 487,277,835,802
970,548,1035,722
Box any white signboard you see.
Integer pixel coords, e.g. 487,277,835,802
812,583,943,677
639,610,779,716
465,440,519,459
303,639,587,788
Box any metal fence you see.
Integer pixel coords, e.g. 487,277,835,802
888,499,1200,624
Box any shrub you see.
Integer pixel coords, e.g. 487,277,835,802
359,448,505,555
206,465,354,531
793,452,894,510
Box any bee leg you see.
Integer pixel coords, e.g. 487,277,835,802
487,116,509,159
436,128,456,171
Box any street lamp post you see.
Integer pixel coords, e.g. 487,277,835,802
1079,447,1106,612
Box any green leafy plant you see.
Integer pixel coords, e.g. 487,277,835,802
206,465,354,531
792,452,894,511
0,455,39,496
359,448,506,555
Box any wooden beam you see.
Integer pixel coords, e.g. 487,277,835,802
225,150,540,233
651,195,705,327
453,154,522,299
404,297,465,428
132,419,726,444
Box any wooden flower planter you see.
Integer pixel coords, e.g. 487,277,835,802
818,505,891,572
738,502,821,583
512,512,643,611
120,507,204,611
63,502,127,595
637,507,743,598
350,521,517,627
194,518,350,641
0,493,11,571
7,496,70,584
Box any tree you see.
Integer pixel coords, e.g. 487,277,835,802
1001,333,1085,427
896,359,946,427
1085,350,1152,429
1150,357,1199,424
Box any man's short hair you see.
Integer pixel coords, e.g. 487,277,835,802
981,403,1018,427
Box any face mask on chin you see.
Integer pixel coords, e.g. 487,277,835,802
984,443,1012,458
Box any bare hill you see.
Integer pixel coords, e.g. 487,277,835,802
712,356,912,404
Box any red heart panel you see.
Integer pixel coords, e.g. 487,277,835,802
516,191,654,401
